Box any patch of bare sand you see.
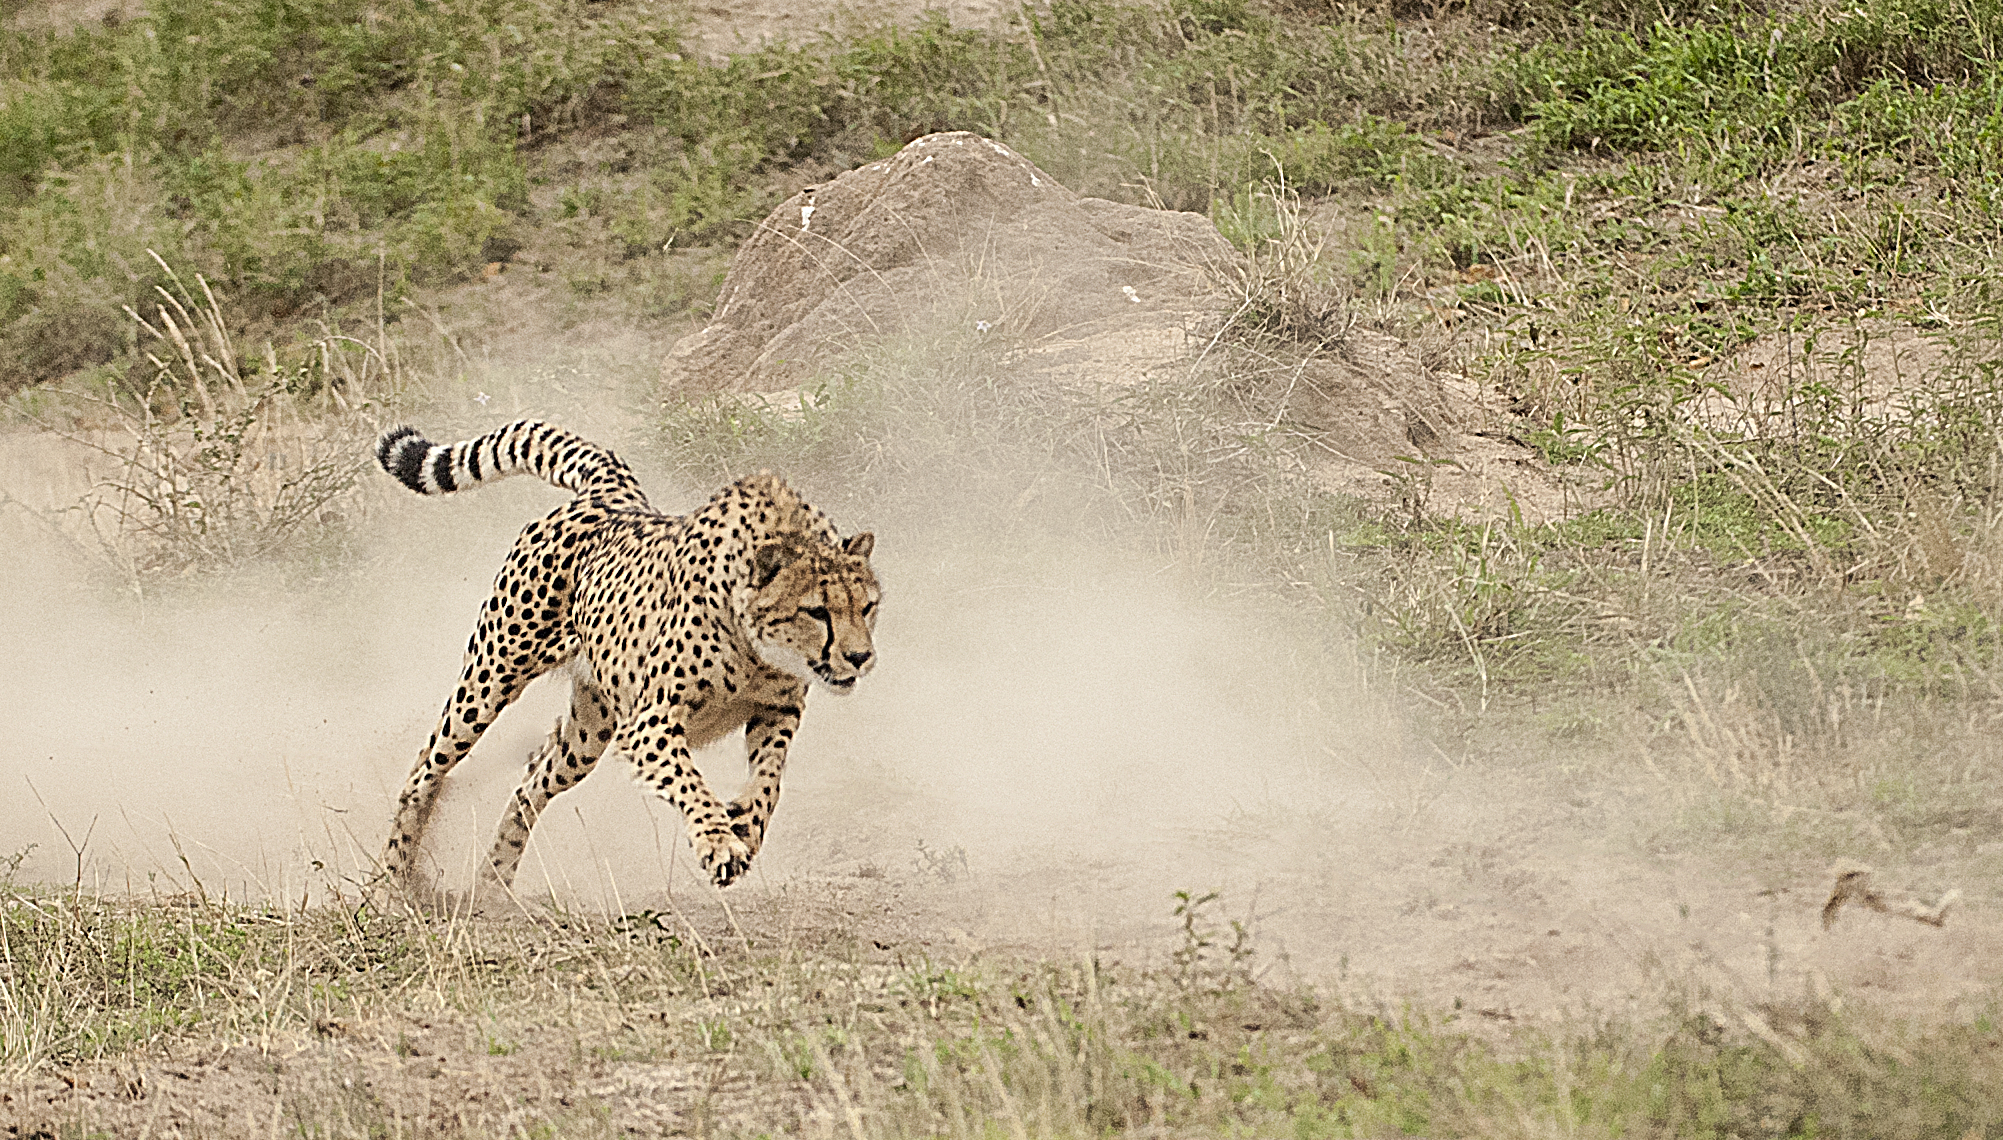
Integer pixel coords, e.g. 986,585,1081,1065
1691,317,1969,436
676,0,1008,57
3,0,136,32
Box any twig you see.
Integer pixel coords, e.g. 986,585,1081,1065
1822,864,1957,929
23,777,94,888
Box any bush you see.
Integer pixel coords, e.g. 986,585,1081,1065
0,293,126,395
51,254,397,578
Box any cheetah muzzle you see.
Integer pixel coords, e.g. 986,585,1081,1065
370,420,881,895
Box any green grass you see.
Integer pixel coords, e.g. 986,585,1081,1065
0,0,1529,394
5,0,2002,389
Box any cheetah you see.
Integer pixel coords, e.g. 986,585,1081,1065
372,419,880,893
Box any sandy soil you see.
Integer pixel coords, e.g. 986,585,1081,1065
676,0,1007,56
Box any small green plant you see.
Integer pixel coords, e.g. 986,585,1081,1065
913,839,969,884
1170,889,1254,993
698,1016,733,1052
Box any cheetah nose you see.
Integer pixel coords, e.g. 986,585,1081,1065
844,650,873,670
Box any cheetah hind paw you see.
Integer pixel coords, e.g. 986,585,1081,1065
694,827,755,888
368,873,465,917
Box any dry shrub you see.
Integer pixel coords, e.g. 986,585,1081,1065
1213,180,1356,350
57,253,404,579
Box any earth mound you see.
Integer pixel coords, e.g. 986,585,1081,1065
659,131,1228,395
662,131,1564,520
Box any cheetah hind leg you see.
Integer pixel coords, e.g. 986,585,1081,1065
374,659,537,905
479,677,615,898
373,595,565,904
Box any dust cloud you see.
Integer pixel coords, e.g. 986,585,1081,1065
0,375,1419,941
6,457,1383,876
5,359,1995,1027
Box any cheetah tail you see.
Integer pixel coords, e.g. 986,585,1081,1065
375,420,642,499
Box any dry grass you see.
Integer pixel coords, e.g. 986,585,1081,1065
1212,177,1357,351
22,253,409,582
5,869,2001,1138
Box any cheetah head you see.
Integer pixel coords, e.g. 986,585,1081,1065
748,532,880,694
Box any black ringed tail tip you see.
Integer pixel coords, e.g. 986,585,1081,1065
373,419,646,501
377,426,432,494
376,425,420,471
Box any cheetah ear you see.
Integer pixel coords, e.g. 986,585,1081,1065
753,542,798,587
843,531,874,559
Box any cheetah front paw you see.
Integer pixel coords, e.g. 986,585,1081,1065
693,827,754,887
726,800,767,854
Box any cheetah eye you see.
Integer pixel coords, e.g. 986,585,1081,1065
803,605,831,624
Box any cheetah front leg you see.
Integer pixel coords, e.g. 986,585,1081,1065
617,702,752,887
481,678,616,892
726,700,804,860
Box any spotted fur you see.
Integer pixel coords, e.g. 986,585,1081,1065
374,420,880,892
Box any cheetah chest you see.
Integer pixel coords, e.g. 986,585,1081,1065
575,582,800,752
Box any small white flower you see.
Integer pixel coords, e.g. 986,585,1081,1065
474,392,491,407
1121,285,1141,304
975,321,992,333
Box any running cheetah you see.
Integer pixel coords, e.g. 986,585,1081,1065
373,420,879,893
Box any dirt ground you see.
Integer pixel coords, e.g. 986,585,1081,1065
4,372,1994,1030
3,777,1994,1132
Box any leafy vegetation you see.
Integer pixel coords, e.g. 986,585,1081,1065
5,0,2001,389
0,0,1508,393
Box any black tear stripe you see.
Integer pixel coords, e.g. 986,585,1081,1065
431,448,458,493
